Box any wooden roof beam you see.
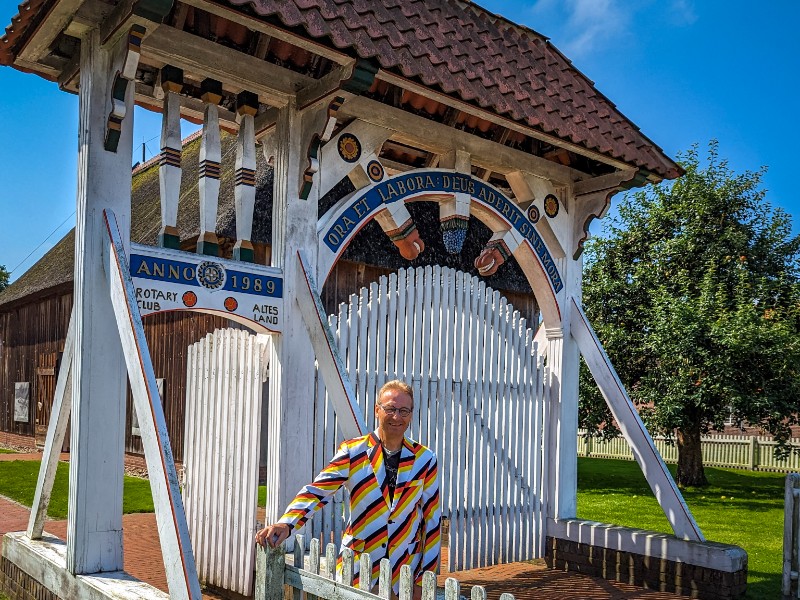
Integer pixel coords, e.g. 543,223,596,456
141,25,314,107
17,0,89,65
337,96,583,186
378,70,635,175
178,0,353,65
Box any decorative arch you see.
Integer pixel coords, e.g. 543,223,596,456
317,168,564,328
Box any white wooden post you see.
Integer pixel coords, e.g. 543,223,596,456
28,310,75,539
197,78,223,256
66,27,132,574
545,193,581,521
265,99,323,527
233,91,258,262
158,65,183,249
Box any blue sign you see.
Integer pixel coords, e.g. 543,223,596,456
130,254,283,298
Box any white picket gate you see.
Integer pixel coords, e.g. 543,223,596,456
183,328,271,595
307,266,548,572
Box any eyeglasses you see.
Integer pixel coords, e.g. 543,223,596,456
378,404,413,417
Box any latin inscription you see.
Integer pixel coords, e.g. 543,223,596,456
322,170,563,293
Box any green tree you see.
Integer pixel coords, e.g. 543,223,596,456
0,264,9,291
581,141,800,487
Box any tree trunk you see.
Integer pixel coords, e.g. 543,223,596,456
676,425,708,487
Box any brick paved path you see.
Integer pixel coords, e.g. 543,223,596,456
0,453,686,599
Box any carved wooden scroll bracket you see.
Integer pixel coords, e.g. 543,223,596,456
572,169,641,259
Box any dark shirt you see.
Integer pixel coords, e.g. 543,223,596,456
383,447,401,503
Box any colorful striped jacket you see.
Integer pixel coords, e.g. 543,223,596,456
278,431,441,591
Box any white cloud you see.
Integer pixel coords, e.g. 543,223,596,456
528,0,632,57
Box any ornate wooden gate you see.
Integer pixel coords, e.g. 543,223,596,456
308,266,548,571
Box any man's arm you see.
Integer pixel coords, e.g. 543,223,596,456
255,440,351,547
415,454,441,580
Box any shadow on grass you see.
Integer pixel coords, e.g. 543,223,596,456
580,458,784,499
743,571,782,599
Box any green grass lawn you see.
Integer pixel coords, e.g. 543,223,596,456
577,457,784,599
0,460,154,519
0,448,17,454
259,484,266,508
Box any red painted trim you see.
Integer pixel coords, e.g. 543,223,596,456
297,250,364,435
102,210,197,595
571,297,702,540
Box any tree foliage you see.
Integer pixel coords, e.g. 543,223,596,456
580,141,800,486
0,264,9,292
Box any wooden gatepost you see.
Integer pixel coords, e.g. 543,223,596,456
0,1,746,599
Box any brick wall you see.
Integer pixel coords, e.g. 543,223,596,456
0,431,37,452
0,556,60,600
545,537,747,599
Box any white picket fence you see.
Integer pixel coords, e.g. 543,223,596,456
578,430,800,472
183,329,271,595
307,266,548,572
255,534,519,600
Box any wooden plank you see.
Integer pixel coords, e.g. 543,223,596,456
141,26,311,107
293,535,305,600
254,544,286,600
337,96,583,185
375,276,389,397
376,71,632,175
296,251,366,439
103,209,201,599
28,310,75,538
66,29,130,575
180,0,353,64
378,559,392,599
399,565,413,600
570,298,703,541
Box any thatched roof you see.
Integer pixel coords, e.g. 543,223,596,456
0,132,532,310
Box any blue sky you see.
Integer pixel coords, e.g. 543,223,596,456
1,0,797,282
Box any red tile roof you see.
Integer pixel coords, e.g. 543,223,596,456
1,0,681,179
0,0,52,74
224,0,680,179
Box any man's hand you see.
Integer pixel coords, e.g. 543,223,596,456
255,523,291,548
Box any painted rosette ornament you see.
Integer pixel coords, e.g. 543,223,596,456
474,238,511,277
366,159,385,182
337,133,362,163
440,215,469,254
543,193,559,218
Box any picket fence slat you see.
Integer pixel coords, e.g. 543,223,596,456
258,534,521,600
184,329,267,595
310,267,546,572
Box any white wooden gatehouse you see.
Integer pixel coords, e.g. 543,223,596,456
0,1,747,599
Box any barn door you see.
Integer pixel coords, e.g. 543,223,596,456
309,266,548,571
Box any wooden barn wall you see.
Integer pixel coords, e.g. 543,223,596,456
126,310,231,461
0,292,72,441
1,261,539,457
0,291,229,460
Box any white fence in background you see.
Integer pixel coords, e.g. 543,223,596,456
579,430,800,472
183,329,271,595
307,266,548,572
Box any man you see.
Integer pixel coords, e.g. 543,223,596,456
255,380,441,593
